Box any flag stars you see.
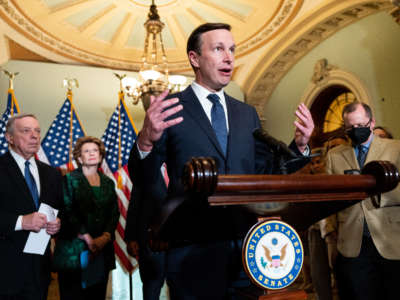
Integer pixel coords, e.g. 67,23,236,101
41,100,84,167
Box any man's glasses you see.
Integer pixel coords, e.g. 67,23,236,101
344,119,371,132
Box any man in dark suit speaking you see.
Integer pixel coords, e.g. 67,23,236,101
128,23,314,299
0,114,62,300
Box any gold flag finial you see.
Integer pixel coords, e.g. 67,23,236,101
114,73,127,92
63,78,79,92
1,68,19,90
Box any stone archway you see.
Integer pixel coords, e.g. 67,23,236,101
301,59,372,108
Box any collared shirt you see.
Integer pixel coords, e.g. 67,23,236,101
354,135,373,158
9,149,41,230
191,81,229,131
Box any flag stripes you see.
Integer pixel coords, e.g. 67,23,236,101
101,91,137,274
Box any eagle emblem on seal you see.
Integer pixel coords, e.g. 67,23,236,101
261,237,287,269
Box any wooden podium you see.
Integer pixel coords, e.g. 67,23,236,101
183,157,399,231
180,157,400,299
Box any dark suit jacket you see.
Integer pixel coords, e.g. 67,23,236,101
127,86,304,243
0,151,63,295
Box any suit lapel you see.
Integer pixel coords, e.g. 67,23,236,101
365,137,385,164
36,160,48,205
225,94,240,158
180,87,225,157
4,152,37,210
340,145,358,169
339,137,384,170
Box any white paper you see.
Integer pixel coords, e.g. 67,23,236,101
23,203,59,255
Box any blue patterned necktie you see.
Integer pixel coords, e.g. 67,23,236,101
357,145,367,168
24,161,39,209
207,94,228,155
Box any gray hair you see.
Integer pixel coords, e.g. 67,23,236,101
6,113,38,135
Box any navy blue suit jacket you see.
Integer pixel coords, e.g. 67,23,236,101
0,152,63,295
128,86,303,243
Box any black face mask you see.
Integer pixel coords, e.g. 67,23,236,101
347,127,371,146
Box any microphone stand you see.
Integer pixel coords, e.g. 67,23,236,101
278,151,289,175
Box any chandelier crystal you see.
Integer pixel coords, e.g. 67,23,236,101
122,0,187,111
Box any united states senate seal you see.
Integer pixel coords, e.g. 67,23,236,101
243,219,303,290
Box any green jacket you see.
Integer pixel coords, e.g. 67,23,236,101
56,168,120,271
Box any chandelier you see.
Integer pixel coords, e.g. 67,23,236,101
122,0,187,111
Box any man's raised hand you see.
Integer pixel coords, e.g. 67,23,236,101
294,103,314,153
137,89,183,152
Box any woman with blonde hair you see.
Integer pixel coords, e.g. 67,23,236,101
53,136,119,300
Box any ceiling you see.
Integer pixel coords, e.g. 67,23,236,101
0,0,304,72
0,0,398,100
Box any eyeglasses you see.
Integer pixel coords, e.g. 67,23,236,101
344,119,371,132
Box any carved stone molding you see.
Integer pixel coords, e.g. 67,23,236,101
244,0,391,125
311,58,337,84
236,0,303,58
390,0,400,24
300,61,372,108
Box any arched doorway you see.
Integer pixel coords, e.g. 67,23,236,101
300,59,372,147
310,86,355,147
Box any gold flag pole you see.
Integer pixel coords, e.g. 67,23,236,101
63,78,79,171
113,73,127,189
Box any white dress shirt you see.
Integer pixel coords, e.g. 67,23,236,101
190,81,229,131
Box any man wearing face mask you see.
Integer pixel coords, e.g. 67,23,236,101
325,101,400,300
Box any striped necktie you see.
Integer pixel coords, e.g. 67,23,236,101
357,145,367,168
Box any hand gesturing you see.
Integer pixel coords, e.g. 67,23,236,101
294,103,314,153
137,90,183,152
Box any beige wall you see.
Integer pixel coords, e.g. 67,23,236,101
0,61,146,138
265,12,400,141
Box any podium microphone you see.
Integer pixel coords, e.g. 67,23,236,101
253,128,298,158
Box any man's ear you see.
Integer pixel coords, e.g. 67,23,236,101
188,50,200,68
371,118,376,130
5,132,12,145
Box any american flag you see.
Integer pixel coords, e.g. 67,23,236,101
101,91,137,274
0,88,21,155
39,91,85,169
